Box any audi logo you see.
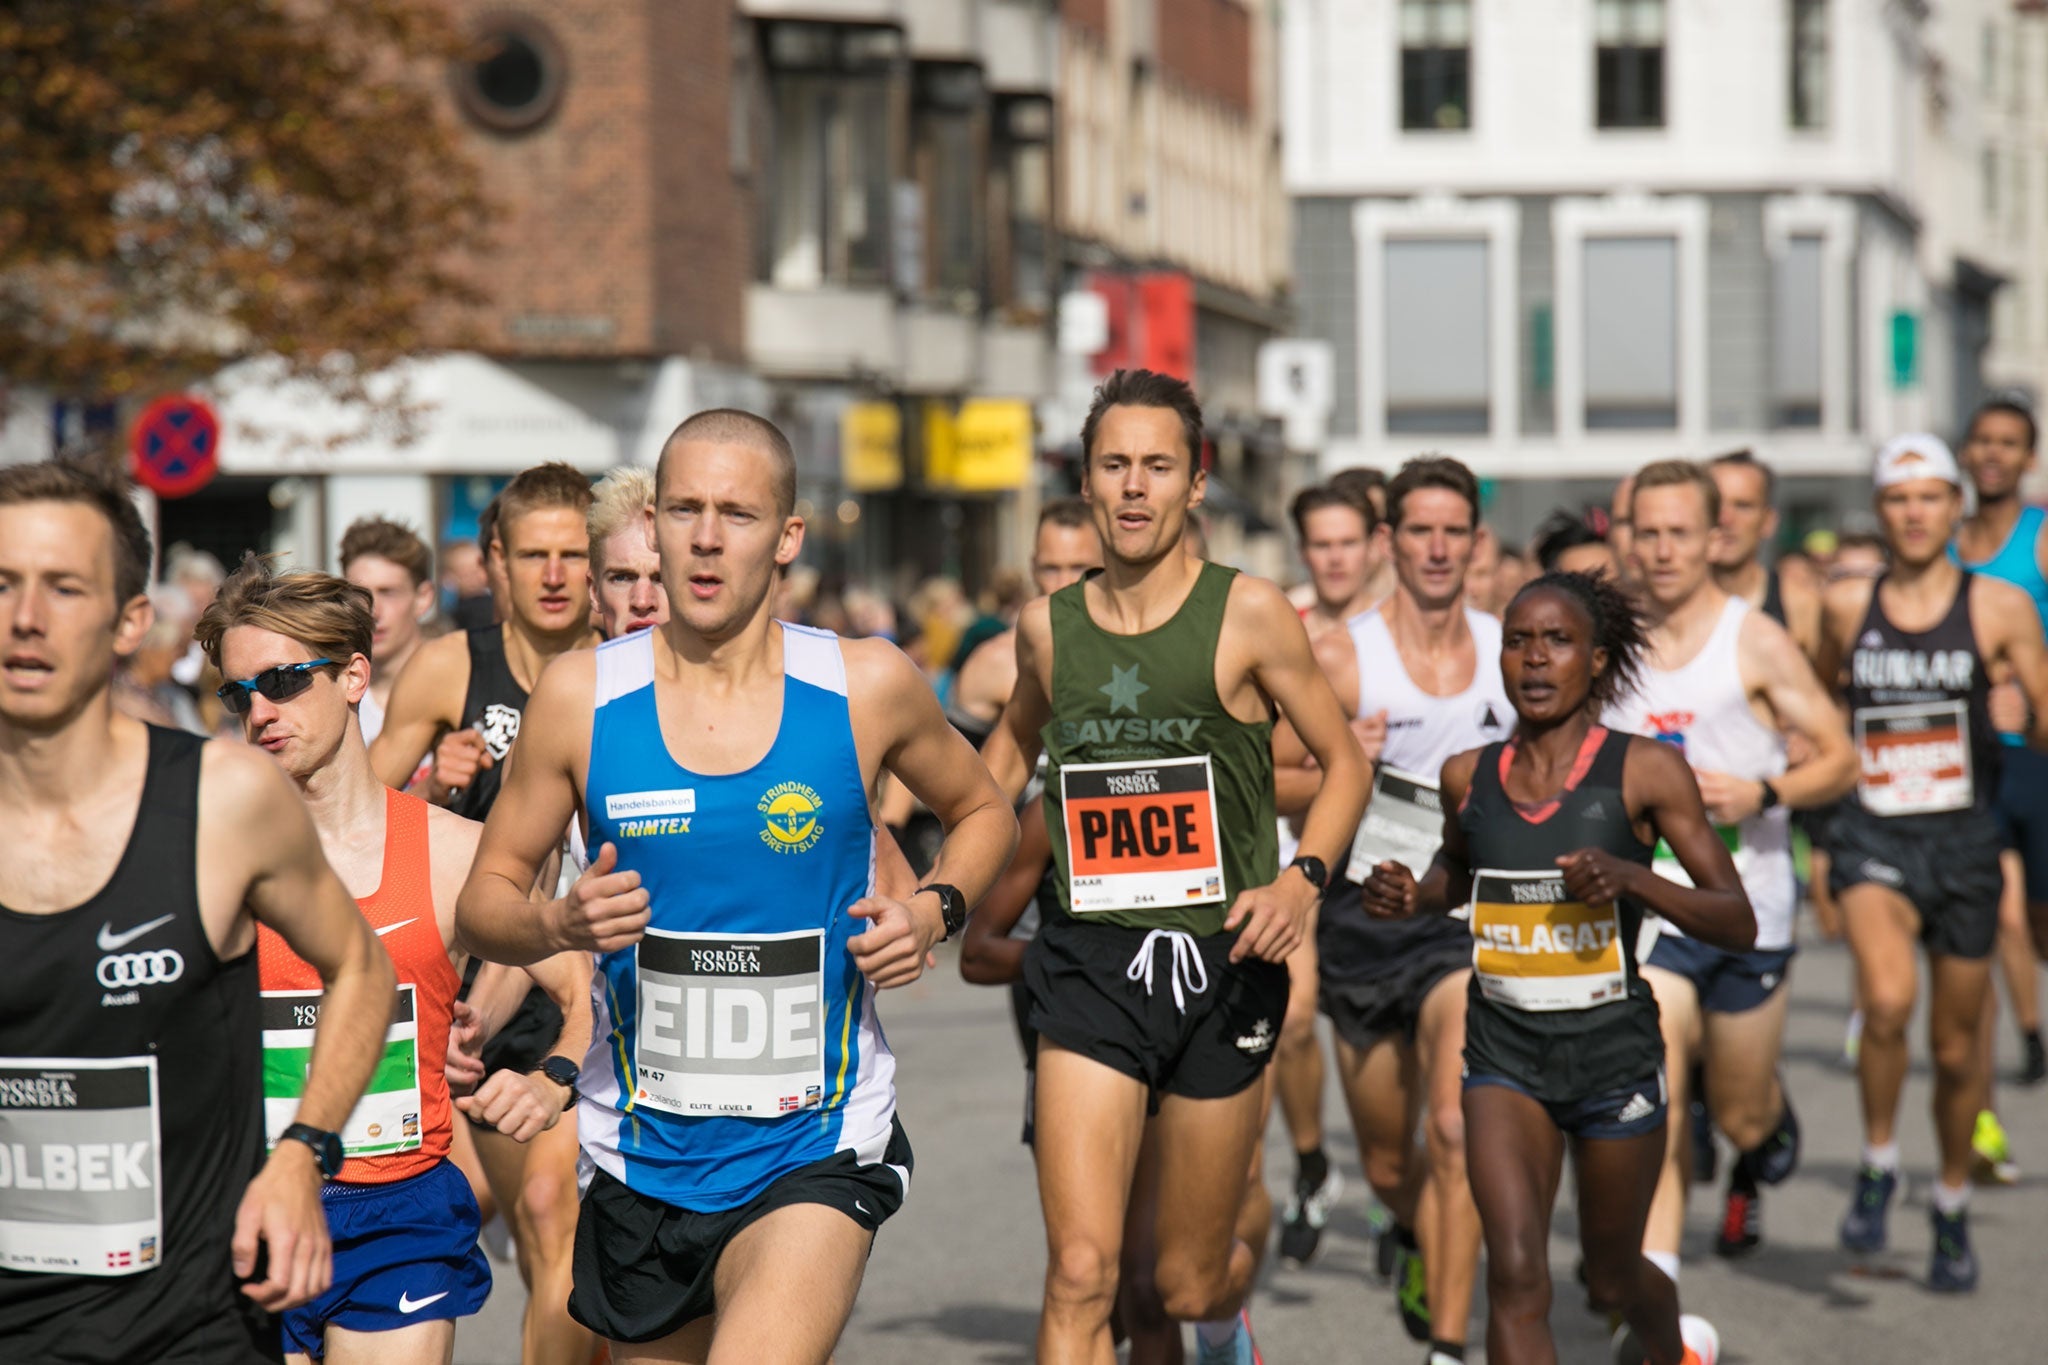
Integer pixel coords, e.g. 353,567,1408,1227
97,950,185,988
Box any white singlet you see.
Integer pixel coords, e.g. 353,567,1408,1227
1351,606,1514,777
359,685,386,745
1605,596,1795,951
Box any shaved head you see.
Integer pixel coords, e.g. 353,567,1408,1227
658,409,797,518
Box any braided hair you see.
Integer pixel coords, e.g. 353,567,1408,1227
1506,570,1650,709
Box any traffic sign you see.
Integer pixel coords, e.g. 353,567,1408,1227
129,394,220,498
1257,339,1335,451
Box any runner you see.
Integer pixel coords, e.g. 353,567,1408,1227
457,408,1017,1363
1300,455,1510,1360
588,466,667,639
339,518,438,746
196,559,592,1362
1605,461,1855,1276
1361,569,1752,1365
948,498,1102,750
1331,467,1397,607
1271,480,1382,1267
0,462,397,1362
1815,434,2048,1290
1953,397,2048,1099
1532,510,1621,580
368,460,596,1363
981,368,1370,1364
1708,451,1823,659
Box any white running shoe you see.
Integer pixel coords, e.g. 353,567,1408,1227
1679,1313,1721,1365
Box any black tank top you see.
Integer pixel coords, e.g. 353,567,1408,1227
0,728,274,1361
1458,726,1662,1101
1844,573,1998,822
450,626,528,823
1761,563,1787,627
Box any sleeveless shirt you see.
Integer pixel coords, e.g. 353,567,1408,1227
449,626,526,823
256,789,457,1185
580,625,901,1213
0,728,271,1360
1953,506,2048,747
1843,574,1998,822
1042,563,1278,937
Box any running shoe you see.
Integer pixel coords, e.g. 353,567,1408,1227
1193,1308,1264,1365
1610,1314,1719,1365
1715,1183,1760,1258
1839,1164,1897,1253
1369,1205,1398,1280
1278,1166,1344,1267
1971,1109,2020,1186
1928,1208,1979,1293
1750,1096,1801,1186
1396,1239,1431,1342
2022,1030,2046,1086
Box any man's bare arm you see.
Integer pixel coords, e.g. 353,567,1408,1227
1979,576,2048,750
980,597,1054,803
369,631,465,789
1244,583,1369,880
1741,611,1857,810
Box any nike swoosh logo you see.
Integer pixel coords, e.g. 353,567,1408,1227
97,914,175,952
374,919,418,937
854,1201,871,1216
398,1290,449,1314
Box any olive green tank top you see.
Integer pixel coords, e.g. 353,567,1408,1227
1041,560,1278,936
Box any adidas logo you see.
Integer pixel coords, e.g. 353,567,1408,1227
1859,629,1884,648
1617,1093,1657,1124
1581,799,1608,821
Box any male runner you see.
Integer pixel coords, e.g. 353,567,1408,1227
1607,460,1855,1276
1816,434,2048,1290
982,368,1369,1364
1708,452,1823,659
1953,398,2048,1096
588,466,667,639
0,463,396,1362
1270,481,1382,1266
198,559,592,1362
949,498,1103,749
457,408,1017,1363
369,460,595,1363
1295,455,1511,1361
339,519,438,746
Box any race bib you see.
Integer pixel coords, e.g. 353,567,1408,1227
1468,869,1628,1012
263,986,422,1159
1855,701,1973,816
632,929,826,1119
1061,756,1226,915
1345,766,1444,883
0,1057,162,1277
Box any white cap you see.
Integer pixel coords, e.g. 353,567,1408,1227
1873,433,1963,489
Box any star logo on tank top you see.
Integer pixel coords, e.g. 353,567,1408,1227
1100,664,1150,715
477,703,521,760
758,781,825,854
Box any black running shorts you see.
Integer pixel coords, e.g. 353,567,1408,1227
1826,805,2002,960
1316,881,1470,1050
1023,916,1288,1104
568,1118,913,1344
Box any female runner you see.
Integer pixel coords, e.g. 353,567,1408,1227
1361,571,1754,1365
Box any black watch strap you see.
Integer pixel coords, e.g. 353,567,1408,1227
1289,855,1329,896
279,1122,344,1179
1758,779,1781,812
919,883,969,940
531,1055,581,1111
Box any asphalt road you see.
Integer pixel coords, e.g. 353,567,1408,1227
457,918,2048,1362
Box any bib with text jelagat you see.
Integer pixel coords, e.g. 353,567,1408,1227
1469,868,1627,1012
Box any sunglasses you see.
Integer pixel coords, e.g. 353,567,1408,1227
216,659,337,715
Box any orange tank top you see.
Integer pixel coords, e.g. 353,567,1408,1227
258,788,459,1184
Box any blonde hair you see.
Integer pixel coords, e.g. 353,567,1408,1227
1630,459,1721,525
587,466,656,571
193,554,374,671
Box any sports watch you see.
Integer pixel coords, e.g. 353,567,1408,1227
531,1055,581,1112
1756,779,1781,813
1289,855,1329,897
919,883,969,940
278,1123,344,1179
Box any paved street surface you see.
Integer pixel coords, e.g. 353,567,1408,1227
459,918,2048,1362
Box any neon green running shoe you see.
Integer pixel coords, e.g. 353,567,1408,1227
1972,1109,2019,1185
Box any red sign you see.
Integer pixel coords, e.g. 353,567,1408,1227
1086,270,1196,380
129,394,220,498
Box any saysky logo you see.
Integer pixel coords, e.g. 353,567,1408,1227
758,782,824,854
1235,1018,1276,1055
1100,664,1150,715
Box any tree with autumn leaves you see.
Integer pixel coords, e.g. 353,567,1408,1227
0,0,493,456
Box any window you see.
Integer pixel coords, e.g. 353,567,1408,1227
1789,0,1827,130
1583,236,1677,428
1400,0,1471,131
453,16,567,135
990,97,1054,319
762,24,899,290
1596,0,1665,129
913,64,986,303
1384,238,1490,433
1773,236,1823,428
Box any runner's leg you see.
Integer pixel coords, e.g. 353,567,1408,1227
1333,1034,1421,1223
1274,920,1326,1184
704,1203,873,1365
1575,1126,1684,1365
448,1112,497,1226
1036,1039,1150,1365
473,1119,592,1365
1120,1125,1185,1365
1463,1082,1566,1365
1147,1081,1268,1324
1701,989,1791,1156
1841,886,1923,1150
319,1321,458,1365
1639,966,1702,1273
610,1318,712,1365
1413,969,1480,1349
1929,953,1996,1191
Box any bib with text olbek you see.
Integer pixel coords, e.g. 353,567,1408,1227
1468,869,1627,1012
1346,765,1445,883
1060,756,1227,915
633,929,826,1119
262,986,421,1159
1855,700,1974,816
0,1057,162,1277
